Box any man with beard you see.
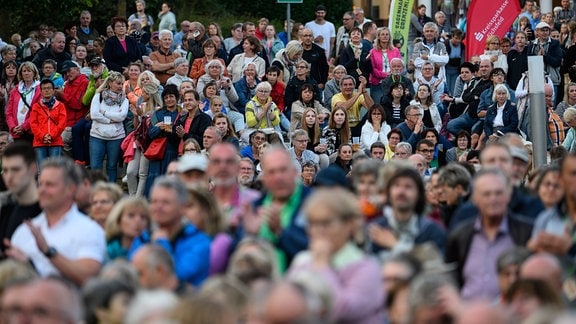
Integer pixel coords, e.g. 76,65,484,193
368,166,446,261
207,143,260,231
238,158,256,187
0,142,42,257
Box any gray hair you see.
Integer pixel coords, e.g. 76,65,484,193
423,22,438,33
333,64,347,74
339,74,356,88
291,129,309,141
564,107,576,123
437,162,471,189
151,176,189,205
143,244,175,274
404,104,419,116
395,142,413,153
491,83,510,102
204,59,225,75
158,29,173,40
124,289,179,324
41,157,81,186
407,274,456,322
173,57,187,68
255,81,272,93
205,126,223,140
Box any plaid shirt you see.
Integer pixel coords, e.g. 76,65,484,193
549,108,565,146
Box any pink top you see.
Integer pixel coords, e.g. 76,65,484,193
369,47,402,86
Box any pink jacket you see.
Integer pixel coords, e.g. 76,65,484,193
6,84,41,138
369,47,402,85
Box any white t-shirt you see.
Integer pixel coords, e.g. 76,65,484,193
305,20,336,59
11,204,106,278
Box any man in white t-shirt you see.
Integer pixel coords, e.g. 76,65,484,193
305,5,336,61
6,157,105,286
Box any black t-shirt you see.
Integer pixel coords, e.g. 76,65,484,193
0,201,42,255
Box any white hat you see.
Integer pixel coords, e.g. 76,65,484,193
177,153,208,173
535,22,551,30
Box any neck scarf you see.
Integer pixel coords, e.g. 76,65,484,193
101,89,125,106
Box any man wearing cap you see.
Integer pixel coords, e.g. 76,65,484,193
150,30,181,85
147,32,160,53
305,5,336,61
32,33,71,74
176,153,209,189
55,60,89,158
528,21,562,100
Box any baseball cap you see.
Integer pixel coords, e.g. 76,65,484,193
152,31,159,39
510,146,529,163
89,57,105,66
535,22,550,30
61,60,81,72
177,153,208,173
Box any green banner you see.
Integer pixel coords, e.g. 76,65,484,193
389,0,415,64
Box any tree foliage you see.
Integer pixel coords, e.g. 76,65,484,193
0,0,352,41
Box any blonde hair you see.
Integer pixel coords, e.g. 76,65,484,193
17,62,39,82
376,27,395,51
485,35,500,49
96,71,125,93
104,196,151,240
187,187,225,236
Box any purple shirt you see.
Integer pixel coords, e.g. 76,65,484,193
461,216,514,300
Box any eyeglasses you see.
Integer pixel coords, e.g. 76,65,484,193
490,42,500,45
257,89,271,93
184,148,199,153
418,149,435,154
343,17,353,21
296,66,308,69
493,72,505,77
294,139,309,143
408,113,423,117
302,34,313,37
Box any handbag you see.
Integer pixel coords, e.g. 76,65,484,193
143,137,168,161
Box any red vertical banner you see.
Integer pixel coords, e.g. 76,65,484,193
465,0,521,60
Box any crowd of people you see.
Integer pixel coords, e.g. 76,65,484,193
2,0,576,323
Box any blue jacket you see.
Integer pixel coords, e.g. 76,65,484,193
234,77,260,114
129,223,211,287
483,100,518,138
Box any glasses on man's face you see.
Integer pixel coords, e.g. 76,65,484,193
408,113,423,117
418,149,434,154
302,34,313,37
296,65,307,69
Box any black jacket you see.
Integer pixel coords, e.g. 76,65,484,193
175,109,212,149
445,213,533,287
302,43,329,86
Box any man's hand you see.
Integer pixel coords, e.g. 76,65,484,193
528,231,573,255
368,224,398,249
25,220,49,254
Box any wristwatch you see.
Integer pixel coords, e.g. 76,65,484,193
43,246,58,259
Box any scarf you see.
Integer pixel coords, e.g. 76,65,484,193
101,89,125,107
42,96,56,109
350,42,363,59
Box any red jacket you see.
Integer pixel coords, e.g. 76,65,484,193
29,99,67,147
61,74,89,127
270,80,286,112
6,84,41,138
